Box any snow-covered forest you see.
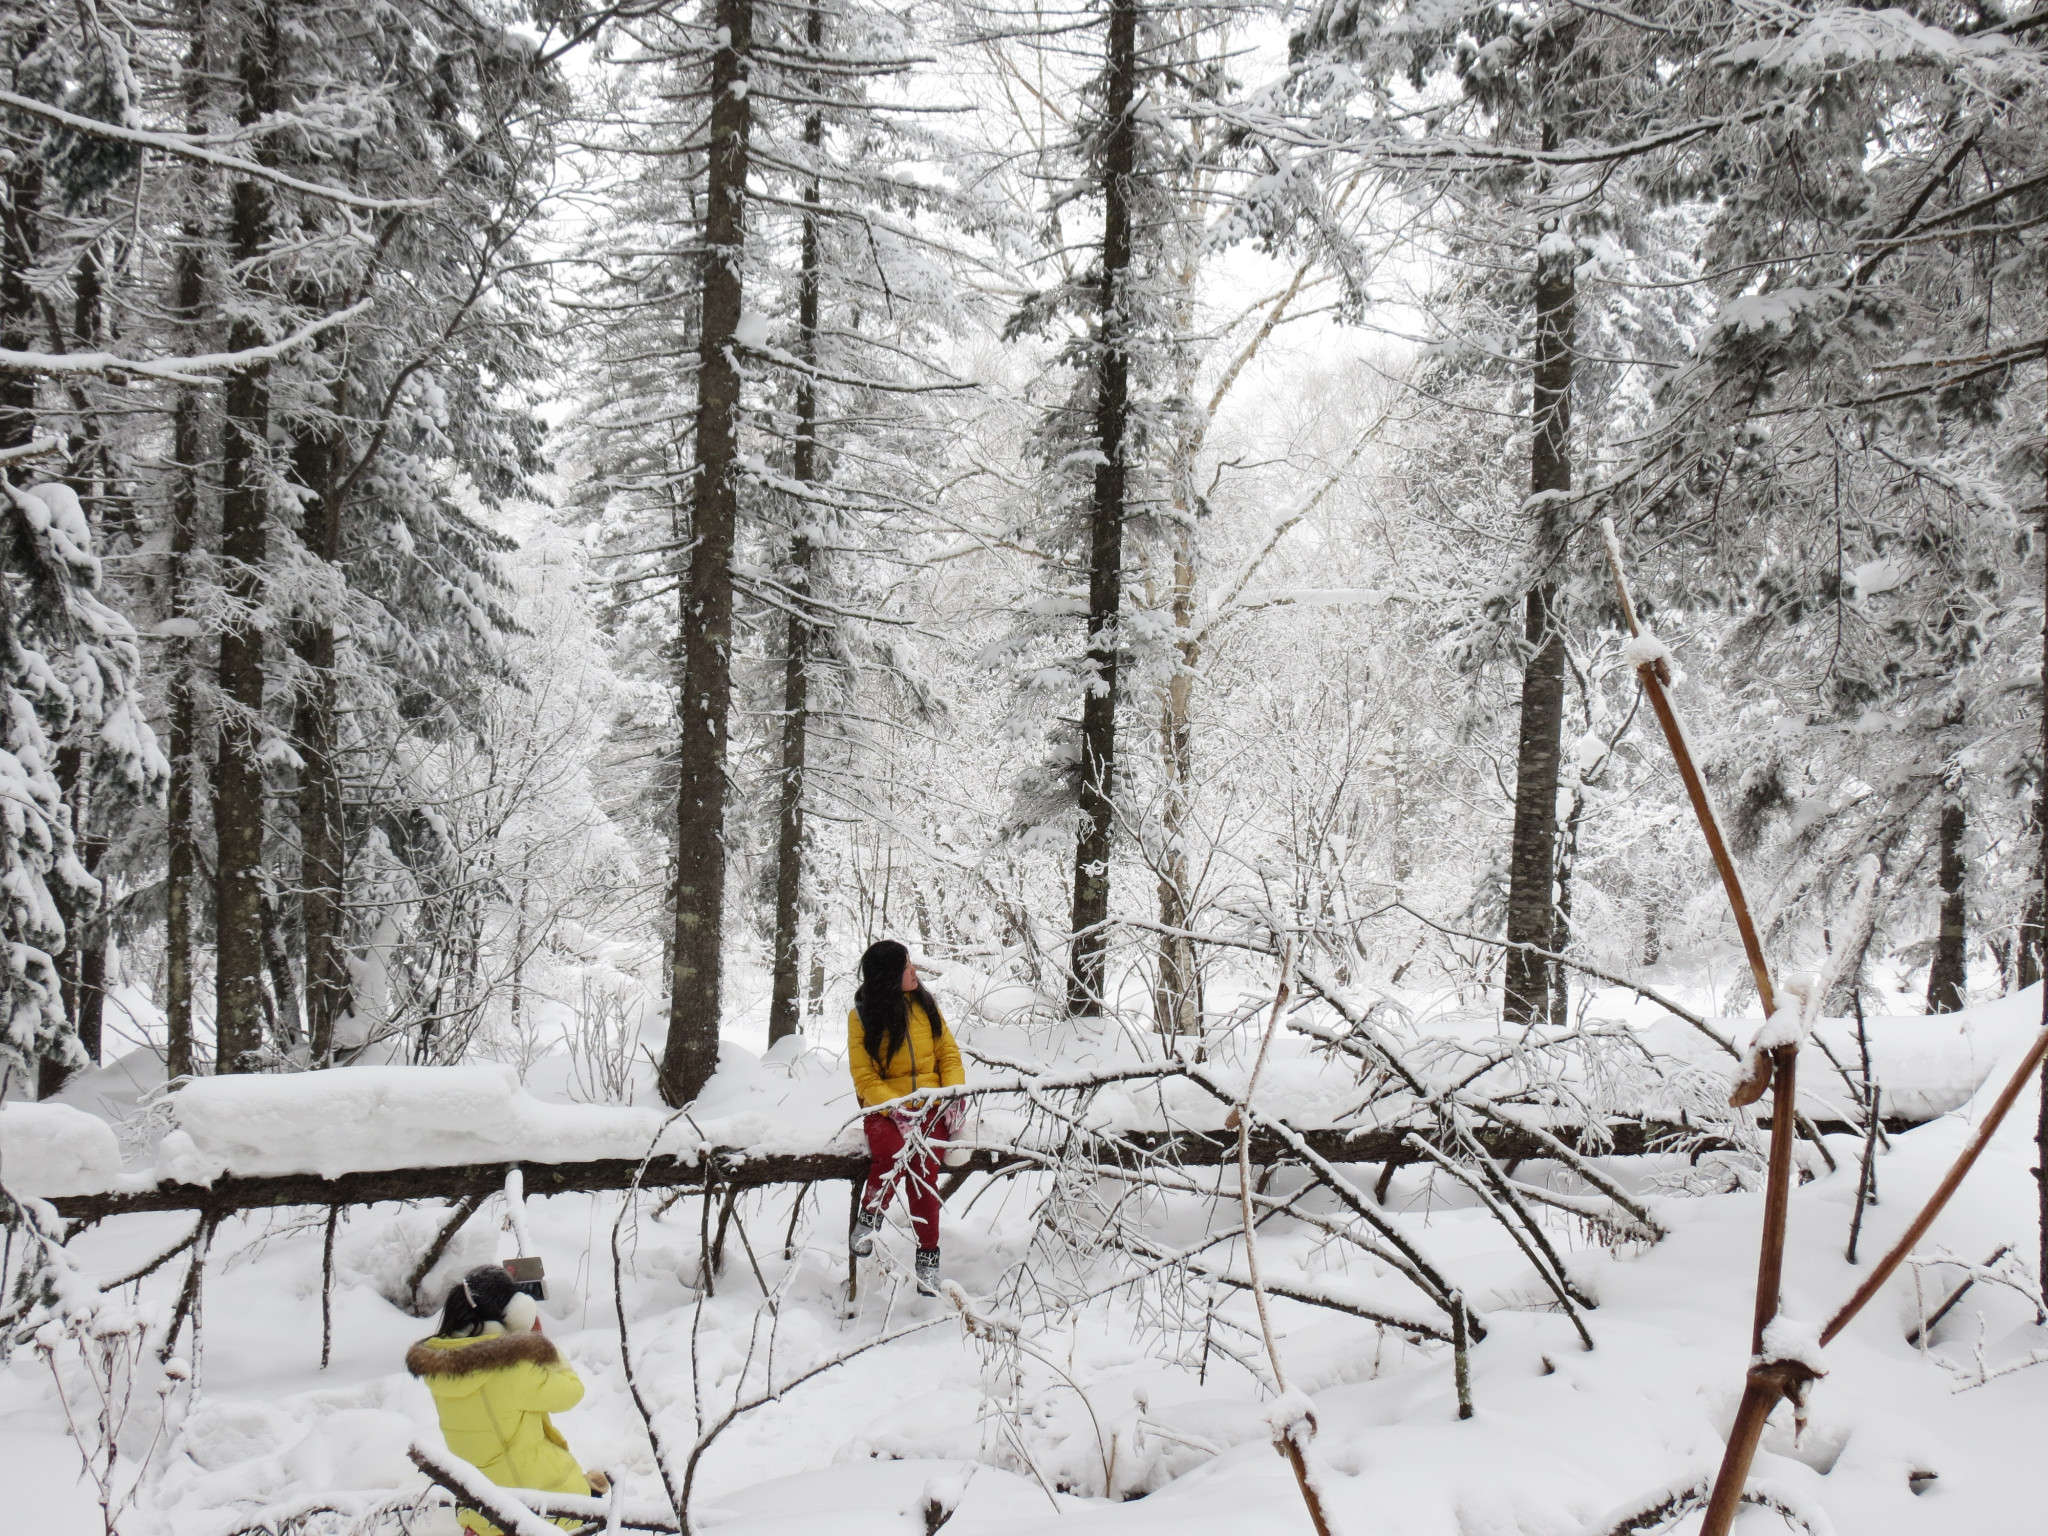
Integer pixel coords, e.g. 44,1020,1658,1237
3,1,2047,1532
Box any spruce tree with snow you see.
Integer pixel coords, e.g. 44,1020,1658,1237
1611,1,2048,1006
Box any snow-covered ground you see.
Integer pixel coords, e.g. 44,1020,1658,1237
3,984,2043,1535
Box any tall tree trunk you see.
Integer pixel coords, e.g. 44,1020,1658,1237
1501,194,1575,1025
68,245,109,1074
164,5,209,1081
1154,521,1200,1038
212,6,279,1074
768,9,824,1048
2037,407,2047,1303
662,0,754,1104
1926,790,1968,1013
2020,781,2042,989
1068,0,1138,1018
166,300,204,1079
293,404,349,1064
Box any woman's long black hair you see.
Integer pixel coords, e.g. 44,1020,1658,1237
855,939,948,1065
438,1264,517,1337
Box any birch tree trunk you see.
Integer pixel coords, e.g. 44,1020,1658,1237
663,0,754,1102
1068,0,1138,1018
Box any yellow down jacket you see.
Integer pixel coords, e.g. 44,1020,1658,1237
406,1330,589,1533
847,996,964,1108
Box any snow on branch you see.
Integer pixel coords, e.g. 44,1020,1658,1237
0,437,63,466
408,1443,576,1536
0,300,374,384
0,89,433,211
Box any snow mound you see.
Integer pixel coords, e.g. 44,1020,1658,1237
1801,986,2042,1122
0,1101,124,1197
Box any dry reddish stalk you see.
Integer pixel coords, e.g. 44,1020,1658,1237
1601,526,1801,1536
1599,525,1778,1032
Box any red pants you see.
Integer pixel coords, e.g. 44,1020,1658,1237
862,1107,944,1250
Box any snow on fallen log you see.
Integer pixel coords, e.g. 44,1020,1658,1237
156,1064,702,1184
24,985,2036,1217
0,1102,124,1198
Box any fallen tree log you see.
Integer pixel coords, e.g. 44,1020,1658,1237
45,1112,1917,1224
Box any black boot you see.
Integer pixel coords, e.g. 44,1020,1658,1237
851,1208,883,1258
914,1247,941,1296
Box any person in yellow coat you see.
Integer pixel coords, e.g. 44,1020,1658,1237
847,939,965,1293
407,1265,596,1533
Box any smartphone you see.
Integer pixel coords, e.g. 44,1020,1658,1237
504,1255,547,1302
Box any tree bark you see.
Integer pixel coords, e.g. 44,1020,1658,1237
212,5,280,1074
1501,200,1575,1025
768,5,824,1048
2037,370,2047,1298
1154,521,1201,1037
1926,791,1967,1013
292,404,349,1064
662,0,754,1104
166,316,203,1079
162,4,211,1082
807,907,828,1019
1548,786,1582,1029
47,1112,1856,1224
1068,0,1139,1018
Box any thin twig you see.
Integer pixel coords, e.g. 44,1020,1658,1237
1405,1135,1594,1351
406,1194,483,1317
320,1207,339,1369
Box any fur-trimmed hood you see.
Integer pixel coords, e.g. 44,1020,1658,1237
406,1331,562,1381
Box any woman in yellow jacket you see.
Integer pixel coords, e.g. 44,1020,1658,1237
407,1265,595,1533
847,939,964,1293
